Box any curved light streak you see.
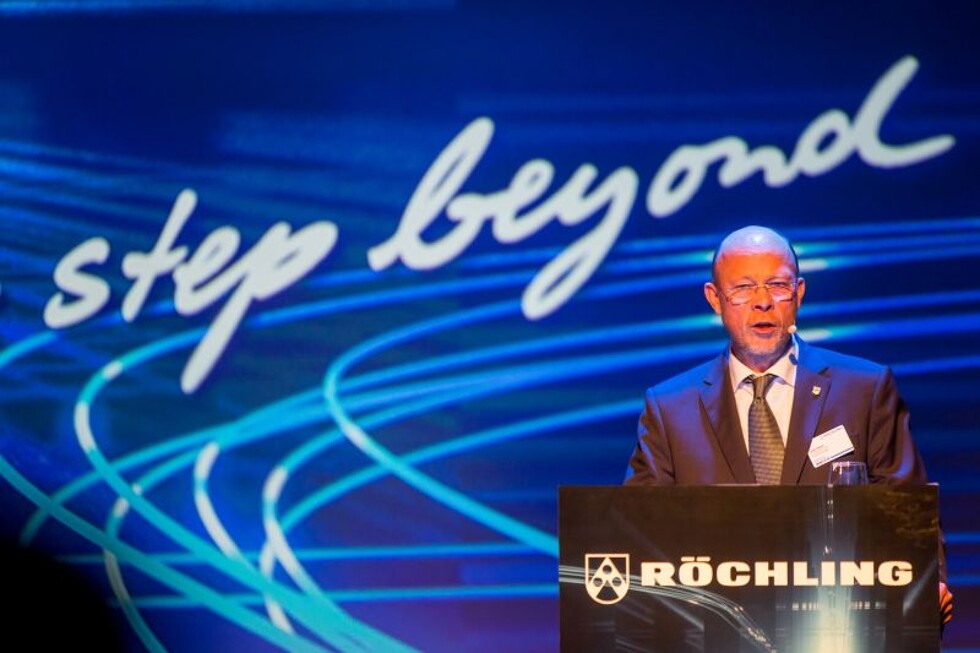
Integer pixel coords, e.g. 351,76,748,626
73,366,418,653
0,455,329,653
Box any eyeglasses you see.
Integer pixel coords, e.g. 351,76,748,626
720,280,797,306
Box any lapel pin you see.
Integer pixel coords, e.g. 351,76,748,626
811,385,821,397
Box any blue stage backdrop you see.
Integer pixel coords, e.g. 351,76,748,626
0,2,978,651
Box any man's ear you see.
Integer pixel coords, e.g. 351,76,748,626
704,282,723,315
795,277,806,307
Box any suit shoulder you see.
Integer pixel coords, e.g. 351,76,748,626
807,344,889,378
646,358,718,398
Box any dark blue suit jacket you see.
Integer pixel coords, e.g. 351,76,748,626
625,339,929,486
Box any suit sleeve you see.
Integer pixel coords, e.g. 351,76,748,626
867,367,948,583
624,388,675,485
866,367,927,484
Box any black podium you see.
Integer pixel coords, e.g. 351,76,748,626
558,485,940,653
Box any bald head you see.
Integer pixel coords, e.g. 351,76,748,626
705,225,804,372
711,226,798,283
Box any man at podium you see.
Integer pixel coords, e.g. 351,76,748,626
623,225,952,626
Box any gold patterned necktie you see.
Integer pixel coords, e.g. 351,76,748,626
748,374,784,485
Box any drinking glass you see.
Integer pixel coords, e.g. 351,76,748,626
829,460,868,485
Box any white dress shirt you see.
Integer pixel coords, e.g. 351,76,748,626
728,337,799,453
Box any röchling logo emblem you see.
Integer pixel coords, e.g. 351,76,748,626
584,554,630,604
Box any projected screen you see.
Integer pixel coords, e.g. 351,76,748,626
0,3,978,651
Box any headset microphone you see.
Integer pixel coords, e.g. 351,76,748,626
787,324,798,335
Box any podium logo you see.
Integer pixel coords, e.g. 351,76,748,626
640,557,914,588
585,554,630,604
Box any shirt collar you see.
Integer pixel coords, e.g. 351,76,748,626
728,335,799,388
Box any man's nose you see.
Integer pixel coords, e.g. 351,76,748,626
751,286,776,308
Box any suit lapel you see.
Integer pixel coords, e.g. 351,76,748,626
700,353,756,483
781,341,831,484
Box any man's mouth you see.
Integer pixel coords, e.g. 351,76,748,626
751,322,778,334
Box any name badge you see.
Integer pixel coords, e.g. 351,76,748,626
808,425,855,468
